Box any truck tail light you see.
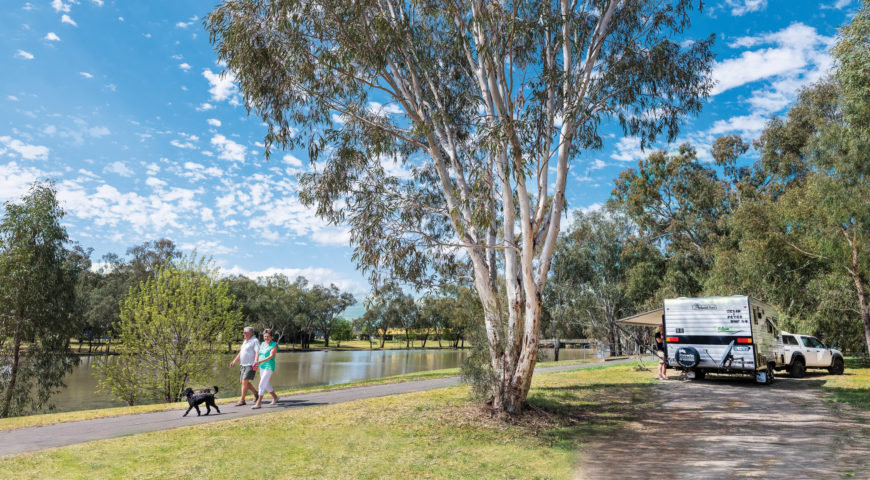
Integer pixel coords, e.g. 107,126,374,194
737,338,752,344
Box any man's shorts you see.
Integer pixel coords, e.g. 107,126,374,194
655,350,666,364
240,365,256,381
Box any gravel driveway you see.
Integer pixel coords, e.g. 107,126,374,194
577,373,870,480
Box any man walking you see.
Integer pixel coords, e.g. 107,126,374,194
230,326,260,405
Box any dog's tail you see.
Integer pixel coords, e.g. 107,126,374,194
213,385,219,395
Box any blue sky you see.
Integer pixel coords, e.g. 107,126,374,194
0,0,857,295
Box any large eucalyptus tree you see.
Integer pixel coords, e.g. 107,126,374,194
207,0,713,411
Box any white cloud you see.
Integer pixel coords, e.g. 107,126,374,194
88,126,110,138
310,228,351,247
8,95,20,101
0,162,45,203
80,72,93,79
367,101,404,116
609,137,645,163
707,112,769,139
179,63,191,71
283,154,303,167
207,118,221,127
103,161,133,177
22,2,34,10
0,136,50,160
211,134,246,162
44,32,61,42
197,102,214,111
170,139,197,149
61,15,77,26
51,0,71,13
714,23,833,96
176,21,193,28
221,265,363,293
90,0,103,6
118,16,124,21
202,69,240,105
588,159,607,171
145,162,161,175
15,50,34,60
145,177,167,188
724,0,767,15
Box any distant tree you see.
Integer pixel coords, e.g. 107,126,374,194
95,256,241,403
207,0,714,413
330,318,354,348
549,207,636,356
126,239,181,282
309,284,356,347
383,289,418,348
0,182,83,418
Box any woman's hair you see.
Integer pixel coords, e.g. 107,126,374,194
262,328,272,337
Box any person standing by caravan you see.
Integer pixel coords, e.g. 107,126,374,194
252,329,279,409
654,325,668,380
230,326,260,406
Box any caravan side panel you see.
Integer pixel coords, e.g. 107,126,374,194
664,296,755,371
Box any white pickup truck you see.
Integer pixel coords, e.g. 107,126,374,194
779,332,845,377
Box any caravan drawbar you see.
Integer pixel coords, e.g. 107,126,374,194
664,296,783,384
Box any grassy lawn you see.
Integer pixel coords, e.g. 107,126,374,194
0,358,603,432
0,363,652,479
822,357,870,411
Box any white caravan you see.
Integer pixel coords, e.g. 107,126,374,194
663,296,783,384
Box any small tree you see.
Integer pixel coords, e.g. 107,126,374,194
0,182,82,418
330,318,354,348
95,255,241,403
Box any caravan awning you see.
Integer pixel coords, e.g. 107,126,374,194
616,308,664,327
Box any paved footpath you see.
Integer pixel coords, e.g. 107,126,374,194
0,359,629,457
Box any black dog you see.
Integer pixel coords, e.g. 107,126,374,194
181,386,221,417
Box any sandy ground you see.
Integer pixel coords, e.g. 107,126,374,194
577,372,870,480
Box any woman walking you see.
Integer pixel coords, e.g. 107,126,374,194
252,329,279,409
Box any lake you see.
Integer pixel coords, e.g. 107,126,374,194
48,346,595,412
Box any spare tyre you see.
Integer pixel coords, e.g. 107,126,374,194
675,347,701,368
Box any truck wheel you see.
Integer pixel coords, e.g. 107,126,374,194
829,357,844,375
790,358,805,378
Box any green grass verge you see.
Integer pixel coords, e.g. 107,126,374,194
822,357,870,411
0,363,651,479
0,358,603,432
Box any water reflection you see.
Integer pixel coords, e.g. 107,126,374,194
48,347,595,413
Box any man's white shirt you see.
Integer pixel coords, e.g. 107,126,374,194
239,337,260,366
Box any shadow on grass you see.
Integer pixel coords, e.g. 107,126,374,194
514,381,655,452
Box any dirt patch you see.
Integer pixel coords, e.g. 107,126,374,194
577,373,870,480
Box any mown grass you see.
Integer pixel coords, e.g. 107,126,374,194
822,357,870,411
0,363,651,479
0,358,602,432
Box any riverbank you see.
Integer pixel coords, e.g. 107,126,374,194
0,358,601,432
0,362,650,478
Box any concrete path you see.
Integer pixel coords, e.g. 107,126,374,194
0,359,629,457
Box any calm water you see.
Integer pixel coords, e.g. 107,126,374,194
49,347,594,413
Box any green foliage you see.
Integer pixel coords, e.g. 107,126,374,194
207,0,714,411
95,255,241,403
0,182,82,418
329,317,353,347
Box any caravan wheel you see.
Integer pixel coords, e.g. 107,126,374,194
692,369,706,380
765,370,774,385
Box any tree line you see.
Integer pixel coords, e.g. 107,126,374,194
543,6,870,358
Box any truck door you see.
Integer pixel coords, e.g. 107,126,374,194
782,334,798,364
807,337,832,366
